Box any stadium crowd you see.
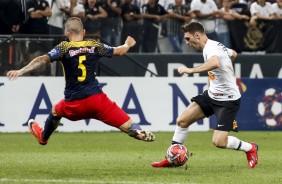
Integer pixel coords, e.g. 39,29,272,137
0,0,282,53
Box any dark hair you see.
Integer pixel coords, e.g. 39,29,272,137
181,21,205,34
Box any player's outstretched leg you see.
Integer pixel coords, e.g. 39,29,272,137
28,119,48,145
128,123,155,142
246,142,258,168
151,157,171,167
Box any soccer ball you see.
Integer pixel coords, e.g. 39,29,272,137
166,144,189,166
258,88,282,127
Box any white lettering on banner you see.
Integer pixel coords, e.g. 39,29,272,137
0,77,210,132
234,63,241,78
249,64,263,79
278,67,282,79
145,63,158,77
0,82,5,127
164,63,282,79
168,63,185,77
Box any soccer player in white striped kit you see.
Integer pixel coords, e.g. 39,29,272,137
152,21,258,168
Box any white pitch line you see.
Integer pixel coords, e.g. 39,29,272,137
0,178,191,184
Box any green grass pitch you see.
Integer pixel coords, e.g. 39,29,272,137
0,131,282,184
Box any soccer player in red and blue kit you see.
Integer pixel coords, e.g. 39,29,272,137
6,17,155,145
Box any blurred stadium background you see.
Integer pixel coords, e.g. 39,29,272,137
1,0,282,183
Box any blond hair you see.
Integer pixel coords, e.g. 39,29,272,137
65,17,84,35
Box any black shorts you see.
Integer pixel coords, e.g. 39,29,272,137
191,90,241,132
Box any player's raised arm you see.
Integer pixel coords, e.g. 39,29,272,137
178,55,220,75
113,36,136,56
6,54,50,80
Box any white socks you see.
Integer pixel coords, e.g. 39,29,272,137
226,136,252,152
172,125,189,144
172,127,252,152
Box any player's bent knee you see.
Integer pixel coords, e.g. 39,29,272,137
51,106,58,116
212,138,227,148
176,117,189,128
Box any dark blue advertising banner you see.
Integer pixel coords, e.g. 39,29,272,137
97,54,282,78
210,78,282,130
